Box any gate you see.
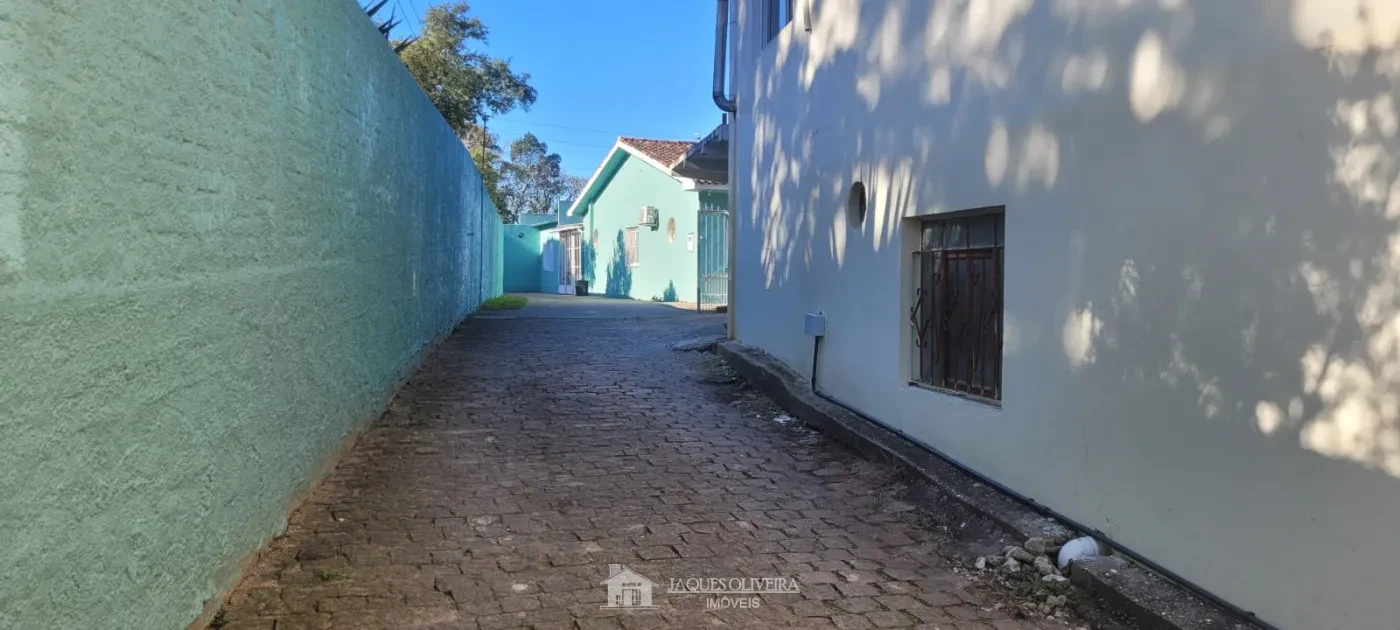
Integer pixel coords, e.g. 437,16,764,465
697,205,729,311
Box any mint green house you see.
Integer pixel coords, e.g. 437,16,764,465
500,202,580,295
563,137,728,303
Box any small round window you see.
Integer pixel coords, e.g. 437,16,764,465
847,181,867,228
667,218,677,243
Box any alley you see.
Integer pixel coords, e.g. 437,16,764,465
217,305,1070,630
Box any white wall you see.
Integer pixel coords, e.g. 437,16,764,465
730,1,1400,628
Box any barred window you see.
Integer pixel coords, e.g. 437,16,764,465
765,0,793,43
625,228,640,267
909,211,1004,402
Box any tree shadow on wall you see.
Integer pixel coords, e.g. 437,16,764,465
749,2,1400,624
662,281,678,302
753,0,1400,481
606,230,632,298
582,241,597,286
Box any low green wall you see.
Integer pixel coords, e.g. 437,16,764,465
503,226,542,292
0,1,501,627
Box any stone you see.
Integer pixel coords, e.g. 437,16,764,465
1024,537,1050,555
974,557,987,570
998,557,1022,574
1034,556,1058,576
1046,595,1068,608
984,554,1006,567
670,335,724,352
1006,547,1036,563
1041,574,1069,583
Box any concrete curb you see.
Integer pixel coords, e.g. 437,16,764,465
715,340,1261,630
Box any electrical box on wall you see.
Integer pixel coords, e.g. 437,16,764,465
804,312,826,337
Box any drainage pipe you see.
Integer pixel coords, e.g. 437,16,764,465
711,0,739,338
712,0,736,113
807,336,1276,630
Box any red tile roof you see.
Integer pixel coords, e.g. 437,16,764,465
619,137,696,168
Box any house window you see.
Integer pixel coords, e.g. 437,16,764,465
909,211,1004,402
625,228,640,267
765,0,793,43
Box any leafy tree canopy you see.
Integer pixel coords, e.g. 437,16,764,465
561,175,589,209
499,133,565,222
396,2,536,138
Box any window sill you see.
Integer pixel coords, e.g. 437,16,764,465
906,381,1002,408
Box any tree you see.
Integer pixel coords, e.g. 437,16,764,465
561,175,589,208
396,2,537,138
499,133,565,223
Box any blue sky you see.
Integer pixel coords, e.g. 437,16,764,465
387,0,725,177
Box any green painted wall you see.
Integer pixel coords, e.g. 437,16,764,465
503,225,541,292
585,156,701,301
540,232,560,293
0,1,501,628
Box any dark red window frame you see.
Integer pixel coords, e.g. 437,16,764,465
909,212,1004,402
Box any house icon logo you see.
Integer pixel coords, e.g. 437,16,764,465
600,564,659,609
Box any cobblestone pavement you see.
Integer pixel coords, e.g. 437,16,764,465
216,314,1077,630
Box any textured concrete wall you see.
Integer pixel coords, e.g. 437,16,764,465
731,0,1400,627
0,1,501,628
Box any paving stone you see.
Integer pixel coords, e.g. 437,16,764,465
866,610,915,627
832,614,876,630
833,597,882,614
791,599,835,617
876,594,921,610
210,316,1070,629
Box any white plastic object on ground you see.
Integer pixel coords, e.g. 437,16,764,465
1057,536,1104,570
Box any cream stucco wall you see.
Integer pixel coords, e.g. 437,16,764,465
730,1,1400,628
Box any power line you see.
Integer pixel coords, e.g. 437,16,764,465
493,118,629,137
536,138,615,149
403,0,425,37
471,127,614,151
504,135,615,150
392,0,416,38
494,118,706,144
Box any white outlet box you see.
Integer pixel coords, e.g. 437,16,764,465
804,312,826,337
